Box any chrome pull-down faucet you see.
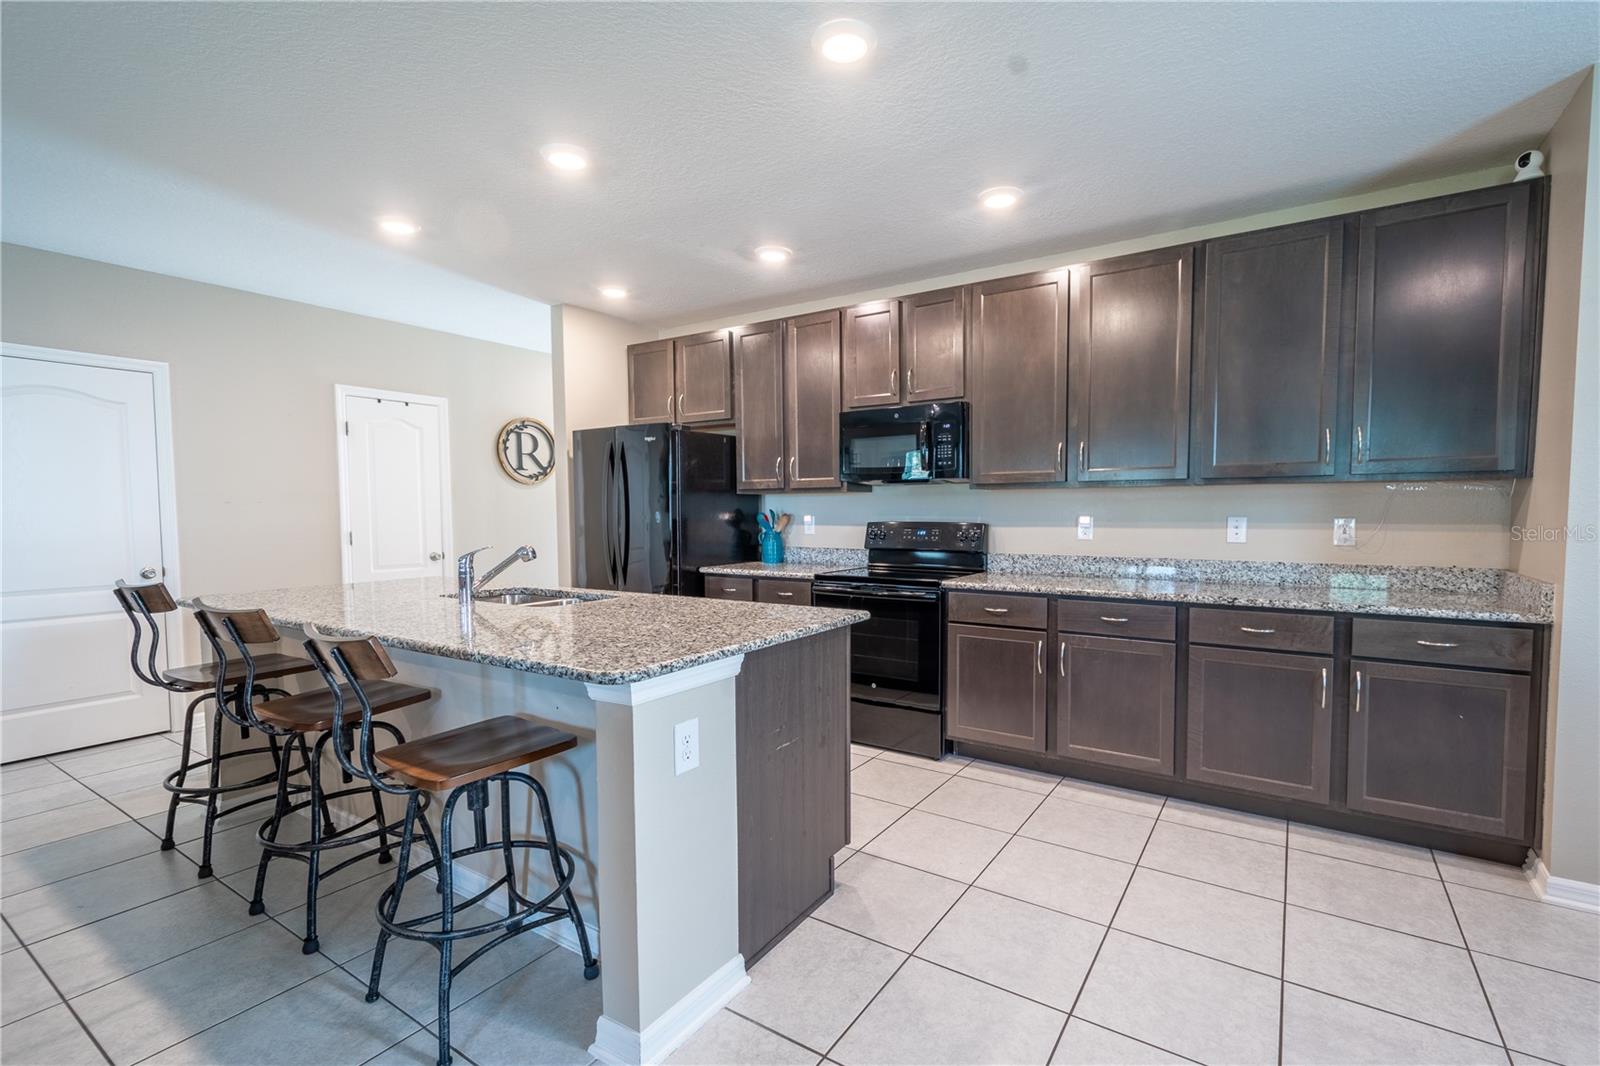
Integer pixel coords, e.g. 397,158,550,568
457,545,538,604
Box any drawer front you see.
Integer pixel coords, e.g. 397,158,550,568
756,578,812,606
946,591,1048,629
705,576,754,601
1352,618,1534,673
1058,598,1175,641
1190,608,1333,653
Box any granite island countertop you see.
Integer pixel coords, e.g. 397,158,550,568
700,561,850,579
191,578,868,685
943,570,1553,625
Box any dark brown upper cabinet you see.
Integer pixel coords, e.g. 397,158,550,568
1352,182,1538,476
841,300,902,410
1069,246,1193,482
784,310,843,490
902,287,967,403
626,340,675,424
732,321,786,491
673,330,734,424
1053,634,1175,776
946,622,1048,751
969,271,1069,484
1348,659,1529,838
1197,221,1344,479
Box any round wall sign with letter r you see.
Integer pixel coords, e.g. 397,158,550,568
496,417,555,485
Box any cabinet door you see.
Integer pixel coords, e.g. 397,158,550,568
627,340,675,424
902,287,966,402
732,321,786,491
1349,660,1529,838
842,300,902,410
1198,221,1343,478
674,330,733,424
1353,183,1533,475
1054,635,1175,776
947,623,1047,751
784,310,843,490
1186,645,1332,805
969,272,1069,484
1069,246,1193,482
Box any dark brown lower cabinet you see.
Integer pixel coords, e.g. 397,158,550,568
1186,645,1333,804
1348,660,1529,838
1053,635,1175,775
946,622,1047,751
755,578,812,605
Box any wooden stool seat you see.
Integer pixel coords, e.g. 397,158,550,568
376,715,576,791
165,652,316,690
253,680,431,733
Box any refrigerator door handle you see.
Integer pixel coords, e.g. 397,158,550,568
619,442,633,587
605,441,619,586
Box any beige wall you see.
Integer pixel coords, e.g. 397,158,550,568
1517,68,1600,886
549,304,656,582
0,243,560,605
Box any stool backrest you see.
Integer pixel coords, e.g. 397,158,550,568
193,606,282,731
302,631,409,794
114,580,185,692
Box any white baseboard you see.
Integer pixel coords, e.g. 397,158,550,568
1533,857,1600,913
588,954,749,1066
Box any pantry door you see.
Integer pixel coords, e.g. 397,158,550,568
336,386,453,583
1,345,179,760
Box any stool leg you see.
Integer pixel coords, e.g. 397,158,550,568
434,786,466,1066
529,775,598,980
247,734,295,917
196,700,228,879
498,777,518,915
299,733,327,955
367,793,421,1004
163,694,208,851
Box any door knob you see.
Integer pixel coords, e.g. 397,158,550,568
139,567,158,580
429,552,444,561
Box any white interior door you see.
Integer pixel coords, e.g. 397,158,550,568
1,352,174,760
341,391,451,582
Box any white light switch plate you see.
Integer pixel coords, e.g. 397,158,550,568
802,514,815,534
1227,516,1248,543
1077,515,1094,540
1333,518,1357,547
673,718,700,776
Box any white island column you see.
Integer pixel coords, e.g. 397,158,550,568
585,655,750,1066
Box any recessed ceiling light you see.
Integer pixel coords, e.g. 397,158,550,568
377,216,421,238
979,186,1022,211
755,245,793,265
812,18,876,64
540,143,590,172
598,285,629,300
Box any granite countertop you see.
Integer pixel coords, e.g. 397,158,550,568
943,571,1553,625
190,578,868,685
700,562,849,579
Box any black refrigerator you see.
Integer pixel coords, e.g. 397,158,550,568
572,424,758,596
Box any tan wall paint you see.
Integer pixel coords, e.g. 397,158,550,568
0,243,560,603
549,304,656,583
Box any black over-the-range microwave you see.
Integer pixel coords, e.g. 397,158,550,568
839,402,968,484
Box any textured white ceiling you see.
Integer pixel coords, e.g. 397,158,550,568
2,2,1595,339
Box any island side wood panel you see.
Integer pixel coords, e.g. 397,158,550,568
735,626,850,962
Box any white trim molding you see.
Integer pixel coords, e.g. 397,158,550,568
585,654,745,707
588,954,749,1066
1533,857,1600,913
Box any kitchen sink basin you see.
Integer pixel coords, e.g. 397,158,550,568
475,591,585,606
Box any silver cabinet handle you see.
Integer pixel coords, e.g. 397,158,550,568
1354,669,1362,714
1056,441,1064,470
982,606,1010,614
775,591,795,598
429,552,444,561
790,456,797,480
139,567,158,580
889,368,898,397
1323,427,1331,465
1321,667,1328,708
678,393,686,419
1239,626,1277,634
722,586,738,593
1036,639,1044,675
1354,424,1366,464
1059,640,1066,677
667,393,674,421
1079,440,1087,468
1099,616,1129,624
907,367,915,394
1416,639,1461,649
774,456,782,479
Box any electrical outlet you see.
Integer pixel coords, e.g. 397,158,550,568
802,514,815,534
1227,516,1248,543
673,718,700,776
1333,518,1357,547
1077,515,1094,540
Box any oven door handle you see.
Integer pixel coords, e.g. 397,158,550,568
812,583,941,602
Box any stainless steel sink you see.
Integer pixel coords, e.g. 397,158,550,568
474,592,584,607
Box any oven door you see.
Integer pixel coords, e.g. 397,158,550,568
813,582,945,757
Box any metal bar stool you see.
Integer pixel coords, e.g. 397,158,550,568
195,606,430,954
114,581,314,877
303,629,598,1066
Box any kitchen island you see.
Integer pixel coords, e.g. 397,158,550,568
192,577,865,1066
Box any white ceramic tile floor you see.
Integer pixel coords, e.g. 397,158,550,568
1,738,1596,1066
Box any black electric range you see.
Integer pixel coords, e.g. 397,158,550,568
812,521,987,759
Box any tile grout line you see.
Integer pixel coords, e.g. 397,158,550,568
1278,978,1519,1052
1433,850,1515,1061
1,912,115,1066
1278,823,1288,1065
